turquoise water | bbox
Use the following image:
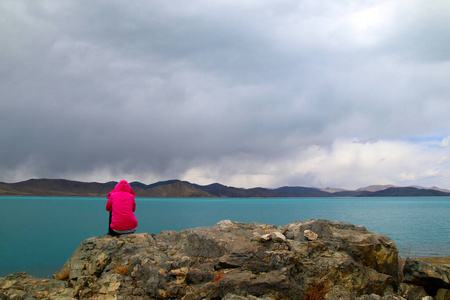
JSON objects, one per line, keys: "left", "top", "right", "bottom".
{"left": 0, "top": 196, "right": 449, "bottom": 278}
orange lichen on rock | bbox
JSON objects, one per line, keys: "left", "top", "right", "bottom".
{"left": 214, "top": 273, "right": 226, "bottom": 285}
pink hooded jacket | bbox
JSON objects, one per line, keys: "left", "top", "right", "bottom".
{"left": 106, "top": 180, "right": 138, "bottom": 231}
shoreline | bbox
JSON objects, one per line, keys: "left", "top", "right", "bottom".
{"left": 414, "top": 255, "right": 450, "bottom": 266}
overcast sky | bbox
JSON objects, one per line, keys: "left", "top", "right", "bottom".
{"left": 1, "top": 0, "right": 450, "bottom": 189}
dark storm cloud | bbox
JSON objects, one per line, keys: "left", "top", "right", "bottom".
{"left": 1, "top": 0, "right": 450, "bottom": 188}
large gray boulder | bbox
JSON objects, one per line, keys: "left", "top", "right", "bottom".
{"left": 0, "top": 219, "right": 448, "bottom": 299}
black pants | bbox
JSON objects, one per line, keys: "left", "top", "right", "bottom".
{"left": 108, "top": 211, "right": 119, "bottom": 236}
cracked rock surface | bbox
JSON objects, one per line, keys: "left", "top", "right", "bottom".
{"left": 1, "top": 219, "right": 449, "bottom": 299}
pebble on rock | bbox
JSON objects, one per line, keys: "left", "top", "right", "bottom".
{"left": 304, "top": 229, "right": 318, "bottom": 241}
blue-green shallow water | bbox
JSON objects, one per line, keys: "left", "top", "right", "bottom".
{"left": 0, "top": 196, "right": 449, "bottom": 278}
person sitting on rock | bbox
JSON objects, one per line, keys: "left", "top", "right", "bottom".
{"left": 106, "top": 180, "right": 138, "bottom": 236}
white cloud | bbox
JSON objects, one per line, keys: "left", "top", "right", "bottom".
{"left": 181, "top": 139, "right": 450, "bottom": 189}
{"left": 288, "top": 139, "right": 450, "bottom": 189}
{"left": 441, "top": 136, "right": 450, "bottom": 148}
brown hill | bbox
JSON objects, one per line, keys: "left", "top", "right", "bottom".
{"left": 1, "top": 179, "right": 450, "bottom": 197}
{"left": 0, "top": 179, "right": 213, "bottom": 198}
{"left": 0, "top": 179, "right": 115, "bottom": 197}
{"left": 357, "top": 187, "right": 450, "bottom": 197}
{"left": 137, "top": 181, "right": 213, "bottom": 198}
{"left": 356, "top": 185, "right": 396, "bottom": 192}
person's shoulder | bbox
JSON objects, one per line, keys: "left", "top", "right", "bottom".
{"left": 113, "top": 191, "right": 135, "bottom": 197}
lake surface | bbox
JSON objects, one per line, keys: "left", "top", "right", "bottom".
{"left": 0, "top": 196, "right": 449, "bottom": 278}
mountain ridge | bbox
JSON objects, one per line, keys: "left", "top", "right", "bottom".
{"left": 1, "top": 178, "right": 450, "bottom": 198}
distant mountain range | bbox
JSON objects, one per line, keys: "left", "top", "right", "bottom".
{"left": 1, "top": 179, "right": 450, "bottom": 197}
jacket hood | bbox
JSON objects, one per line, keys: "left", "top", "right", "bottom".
{"left": 107, "top": 180, "right": 135, "bottom": 198}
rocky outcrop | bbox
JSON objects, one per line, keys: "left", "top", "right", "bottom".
{"left": 403, "top": 258, "right": 450, "bottom": 298}
{"left": 1, "top": 219, "right": 449, "bottom": 299}
{"left": 0, "top": 272, "right": 72, "bottom": 299}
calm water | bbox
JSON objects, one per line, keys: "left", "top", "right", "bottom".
{"left": 0, "top": 196, "right": 449, "bottom": 278}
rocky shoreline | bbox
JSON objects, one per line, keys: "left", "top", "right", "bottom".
{"left": 1, "top": 219, "right": 449, "bottom": 299}
{"left": 415, "top": 257, "right": 450, "bottom": 267}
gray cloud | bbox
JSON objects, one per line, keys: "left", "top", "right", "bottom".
{"left": 1, "top": 0, "right": 450, "bottom": 188}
